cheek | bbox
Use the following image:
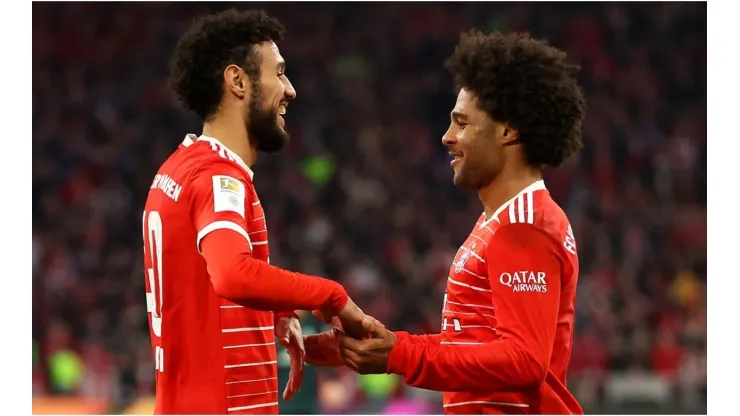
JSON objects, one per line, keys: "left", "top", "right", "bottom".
{"left": 460, "top": 131, "right": 484, "bottom": 156}
{"left": 466, "top": 136, "right": 496, "bottom": 168}
{"left": 258, "top": 77, "right": 282, "bottom": 98}
{"left": 269, "top": 78, "right": 285, "bottom": 98}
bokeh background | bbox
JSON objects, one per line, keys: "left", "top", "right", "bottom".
{"left": 32, "top": 2, "right": 706, "bottom": 414}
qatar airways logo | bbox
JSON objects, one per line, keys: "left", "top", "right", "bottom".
{"left": 499, "top": 271, "right": 547, "bottom": 293}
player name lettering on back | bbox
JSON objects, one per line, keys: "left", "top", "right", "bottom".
{"left": 499, "top": 271, "right": 547, "bottom": 293}
{"left": 150, "top": 174, "right": 183, "bottom": 202}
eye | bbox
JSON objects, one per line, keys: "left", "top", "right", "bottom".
{"left": 456, "top": 121, "right": 468, "bottom": 130}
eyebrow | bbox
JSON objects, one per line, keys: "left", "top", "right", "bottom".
{"left": 451, "top": 111, "right": 468, "bottom": 121}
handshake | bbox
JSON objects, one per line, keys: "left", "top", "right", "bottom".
{"left": 276, "top": 298, "right": 399, "bottom": 400}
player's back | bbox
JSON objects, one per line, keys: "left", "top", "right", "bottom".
{"left": 442, "top": 180, "right": 581, "bottom": 414}
{"left": 142, "top": 135, "right": 278, "bottom": 414}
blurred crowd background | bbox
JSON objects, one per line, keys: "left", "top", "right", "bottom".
{"left": 32, "top": 2, "right": 706, "bottom": 414}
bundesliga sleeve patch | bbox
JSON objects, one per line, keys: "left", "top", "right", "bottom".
{"left": 211, "top": 175, "right": 246, "bottom": 218}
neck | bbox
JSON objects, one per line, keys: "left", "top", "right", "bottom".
{"left": 202, "top": 111, "right": 257, "bottom": 166}
{"left": 478, "top": 164, "right": 542, "bottom": 220}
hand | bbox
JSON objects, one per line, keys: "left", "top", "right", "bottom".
{"left": 303, "top": 317, "right": 386, "bottom": 367}
{"left": 303, "top": 329, "right": 344, "bottom": 367}
{"left": 313, "top": 298, "right": 367, "bottom": 339}
{"left": 336, "top": 317, "right": 397, "bottom": 374}
{"left": 275, "top": 316, "right": 305, "bottom": 400}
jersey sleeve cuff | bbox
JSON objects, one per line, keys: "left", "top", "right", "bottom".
{"left": 387, "top": 335, "right": 413, "bottom": 376}
{"left": 274, "top": 310, "right": 299, "bottom": 324}
{"left": 196, "top": 220, "right": 252, "bottom": 253}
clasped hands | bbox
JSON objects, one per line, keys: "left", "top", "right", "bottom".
{"left": 308, "top": 298, "right": 398, "bottom": 374}
{"left": 276, "top": 298, "right": 397, "bottom": 401}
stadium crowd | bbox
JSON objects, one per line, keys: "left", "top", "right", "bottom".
{"left": 32, "top": 2, "right": 706, "bottom": 414}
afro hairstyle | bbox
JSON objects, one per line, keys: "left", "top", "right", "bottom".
{"left": 444, "top": 30, "right": 586, "bottom": 168}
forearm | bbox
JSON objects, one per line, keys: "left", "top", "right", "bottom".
{"left": 202, "top": 229, "right": 348, "bottom": 312}
{"left": 387, "top": 337, "right": 545, "bottom": 392}
{"left": 393, "top": 331, "right": 443, "bottom": 346}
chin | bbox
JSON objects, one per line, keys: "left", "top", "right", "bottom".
{"left": 453, "top": 173, "right": 479, "bottom": 190}
{"left": 452, "top": 174, "right": 468, "bottom": 188}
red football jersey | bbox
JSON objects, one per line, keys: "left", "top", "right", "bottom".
{"left": 388, "top": 180, "right": 583, "bottom": 414}
{"left": 142, "top": 134, "right": 280, "bottom": 414}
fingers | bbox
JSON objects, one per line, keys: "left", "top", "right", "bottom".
{"left": 292, "top": 329, "right": 305, "bottom": 353}
{"left": 331, "top": 316, "right": 343, "bottom": 330}
{"left": 283, "top": 345, "right": 305, "bottom": 401}
{"left": 338, "top": 343, "right": 362, "bottom": 372}
{"left": 336, "top": 330, "right": 365, "bottom": 356}
{"left": 304, "top": 330, "right": 344, "bottom": 367}
{"left": 361, "top": 317, "right": 385, "bottom": 338}
{"left": 338, "top": 316, "right": 368, "bottom": 340}
{"left": 287, "top": 356, "right": 304, "bottom": 400}
{"left": 282, "top": 376, "right": 292, "bottom": 400}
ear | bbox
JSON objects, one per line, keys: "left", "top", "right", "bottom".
{"left": 223, "top": 64, "right": 249, "bottom": 100}
{"left": 501, "top": 123, "right": 520, "bottom": 147}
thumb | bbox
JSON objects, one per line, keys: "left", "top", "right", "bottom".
{"left": 279, "top": 336, "right": 290, "bottom": 347}
{"left": 361, "top": 317, "right": 384, "bottom": 338}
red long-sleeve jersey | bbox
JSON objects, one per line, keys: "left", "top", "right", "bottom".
{"left": 142, "top": 134, "right": 347, "bottom": 414}
{"left": 387, "top": 180, "right": 583, "bottom": 414}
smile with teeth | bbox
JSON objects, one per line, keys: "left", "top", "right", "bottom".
{"left": 278, "top": 104, "right": 287, "bottom": 115}
{"left": 449, "top": 152, "right": 463, "bottom": 165}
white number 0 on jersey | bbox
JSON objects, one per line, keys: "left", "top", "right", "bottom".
{"left": 143, "top": 210, "right": 164, "bottom": 372}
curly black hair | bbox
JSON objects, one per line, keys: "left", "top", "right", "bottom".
{"left": 168, "top": 9, "right": 286, "bottom": 120}
{"left": 444, "top": 30, "right": 586, "bottom": 168}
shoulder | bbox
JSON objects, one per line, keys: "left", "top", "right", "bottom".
{"left": 182, "top": 143, "right": 253, "bottom": 193}
{"left": 497, "top": 187, "right": 569, "bottom": 231}
{"left": 492, "top": 189, "right": 574, "bottom": 255}
{"left": 176, "top": 139, "right": 255, "bottom": 208}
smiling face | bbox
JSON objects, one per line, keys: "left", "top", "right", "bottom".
{"left": 246, "top": 41, "right": 297, "bottom": 153}
{"left": 442, "top": 88, "right": 515, "bottom": 190}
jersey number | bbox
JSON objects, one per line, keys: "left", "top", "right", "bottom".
{"left": 143, "top": 210, "right": 164, "bottom": 372}
{"left": 442, "top": 317, "right": 462, "bottom": 332}
{"left": 441, "top": 293, "right": 462, "bottom": 332}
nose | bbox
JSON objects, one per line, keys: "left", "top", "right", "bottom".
{"left": 441, "top": 125, "right": 456, "bottom": 147}
{"left": 283, "top": 76, "right": 296, "bottom": 100}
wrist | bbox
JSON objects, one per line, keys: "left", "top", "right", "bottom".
{"left": 327, "top": 281, "right": 349, "bottom": 312}
{"left": 274, "top": 311, "right": 299, "bottom": 323}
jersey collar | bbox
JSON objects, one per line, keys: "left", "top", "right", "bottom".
{"left": 181, "top": 134, "right": 255, "bottom": 180}
{"left": 480, "top": 179, "right": 547, "bottom": 228}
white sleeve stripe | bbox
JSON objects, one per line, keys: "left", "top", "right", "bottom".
{"left": 508, "top": 192, "right": 535, "bottom": 224}
{"left": 508, "top": 198, "right": 517, "bottom": 223}
{"left": 517, "top": 194, "right": 525, "bottom": 223}
{"left": 196, "top": 221, "right": 252, "bottom": 253}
